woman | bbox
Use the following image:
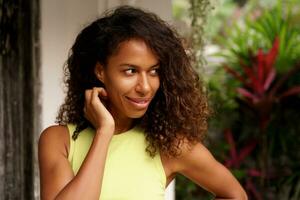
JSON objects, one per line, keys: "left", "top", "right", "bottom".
{"left": 38, "top": 6, "right": 247, "bottom": 200}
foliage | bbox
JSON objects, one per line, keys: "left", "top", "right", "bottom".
{"left": 176, "top": 0, "right": 300, "bottom": 199}
{"left": 188, "top": 0, "right": 213, "bottom": 69}
{"left": 172, "top": 0, "right": 190, "bottom": 21}
{"left": 209, "top": 1, "right": 300, "bottom": 199}
{"left": 219, "top": 2, "right": 300, "bottom": 73}
{"left": 205, "top": 0, "right": 238, "bottom": 42}
{"left": 176, "top": 174, "right": 215, "bottom": 200}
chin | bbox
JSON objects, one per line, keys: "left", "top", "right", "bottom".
{"left": 126, "top": 110, "right": 147, "bottom": 119}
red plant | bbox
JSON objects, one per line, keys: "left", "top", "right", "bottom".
{"left": 224, "top": 37, "right": 300, "bottom": 129}
{"left": 224, "top": 37, "right": 300, "bottom": 108}
{"left": 222, "top": 37, "right": 300, "bottom": 199}
{"left": 224, "top": 129, "right": 258, "bottom": 168}
{"left": 223, "top": 129, "right": 262, "bottom": 200}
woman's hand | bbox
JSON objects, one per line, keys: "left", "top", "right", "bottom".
{"left": 84, "top": 87, "right": 115, "bottom": 134}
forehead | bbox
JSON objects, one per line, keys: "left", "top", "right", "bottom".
{"left": 114, "top": 38, "right": 154, "bottom": 56}
{"left": 107, "top": 38, "right": 159, "bottom": 67}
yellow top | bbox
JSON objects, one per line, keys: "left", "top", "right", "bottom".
{"left": 67, "top": 124, "right": 166, "bottom": 200}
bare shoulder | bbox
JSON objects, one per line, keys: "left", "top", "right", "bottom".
{"left": 164, "top": 139, "right": 248, "bottom": 199}
{"left": 39, "top": 125, "right": 76, "bottom": 199}
{"left": 178, "top": 140, "right": 211, "bottom": 159}
{"left": 161, "top": 138, "right": 210, "bottom": 174}
{"left": 164, "top": 139, "right": 215, "bottom": 173}
{"left": 38, "top": 125, "right": 70, "bottom": 159}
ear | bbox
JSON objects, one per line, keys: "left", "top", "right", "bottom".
{"left": 94, "top": 62, "right": 105, "bottom": 83}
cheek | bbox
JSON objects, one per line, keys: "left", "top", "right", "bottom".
{"left": 153, "top": 78, "right": 160, "bottom": 93}
{"left": 106, "top": 78, "right": 136, "bottom": 97}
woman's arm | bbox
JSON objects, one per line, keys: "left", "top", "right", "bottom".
{"left": 39, "top": 87, "right": 114, "bottom": 200}
{"left": 173, "top": 142, "right": 248, "bottom": 200}
{"left": 39, "top": 126, "right": 113, "bottom": 200}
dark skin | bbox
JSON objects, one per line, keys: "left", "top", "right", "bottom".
{"left": 39, "top": 38, "right": 247, "bottom": 200}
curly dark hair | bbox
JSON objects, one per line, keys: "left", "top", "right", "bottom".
{"left": 56, "top": 5, "right": 210, "bottom": 157}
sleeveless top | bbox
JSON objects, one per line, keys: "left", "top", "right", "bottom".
{"left": 67, "top": 124, "right": 166, "bottom": 200}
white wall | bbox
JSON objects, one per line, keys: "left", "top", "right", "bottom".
{"left": 41, "top": 0, "right": 174, "bottom": 199}
{"left": 106, "top": 0, "right": 172, "bottom": 21}
{"left": 41, "top": 0, "right": 99, "bottom": 129}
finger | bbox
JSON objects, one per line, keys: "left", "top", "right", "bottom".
{"left": 99, "top": 88, "right": 108, "bottom": 97}
{"left": 85, "top": 89, "right": 92, "bottom": 104}
{"left": 93, "top": 87, "right": 107, "bottom": 96}
{"left": 91, "top": 87, "right": 102, "bottom": 104}
{"left": 98, "top": 90, "right": 108, "bottom": 101}
{"left": 84, "top": 89, "right": 92, "bottom": 115}
{"left": 92, "top": 87, "right": 108, "bottom": 100}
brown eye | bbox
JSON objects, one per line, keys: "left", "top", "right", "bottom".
{"left": 149, "top": 68, "right": 159, "bottom": 76}
{"left": 124, "top": 68, "right": 136, "bottom": 75}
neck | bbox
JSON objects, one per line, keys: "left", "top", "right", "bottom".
{"left": 107, "top": 101, "right": 136, "bottom": 134}
{"left": 114, "top": 117, "right": 134, "bottom": 135}
{"left": 110, "top": 111, "right": 134, "bottom": 135}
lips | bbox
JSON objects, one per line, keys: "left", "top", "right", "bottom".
{"left": 125, "top": 97, "right": 151, "bottom": 109}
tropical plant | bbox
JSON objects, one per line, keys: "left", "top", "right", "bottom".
{"left": 209, "top": 1, "right": 300, "bottom": 199}
{"left": 175, "top": 0, "right": 300, "bottom": 199}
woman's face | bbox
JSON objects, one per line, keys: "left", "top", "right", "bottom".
{"left": 96, "top": 38, "right": 160, "bottom": 120}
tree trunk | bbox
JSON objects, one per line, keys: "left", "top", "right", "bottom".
{"left": 0, "top": 0, "right": 40, "bottom": 199}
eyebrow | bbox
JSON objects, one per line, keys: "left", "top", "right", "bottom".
{"left": 119, "top": 63, "right": 160, "bottom": 69}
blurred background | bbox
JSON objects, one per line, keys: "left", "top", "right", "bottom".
{"left": 1, "top": 0, "right": 300, "bottom": 199}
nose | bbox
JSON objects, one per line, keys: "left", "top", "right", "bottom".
{"left": 135, "top": 73, "right": 151, "bottom": 96}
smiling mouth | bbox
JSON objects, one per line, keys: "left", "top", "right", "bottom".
{"left": 125, "top": 97, "right": 151, "bottom": 109}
